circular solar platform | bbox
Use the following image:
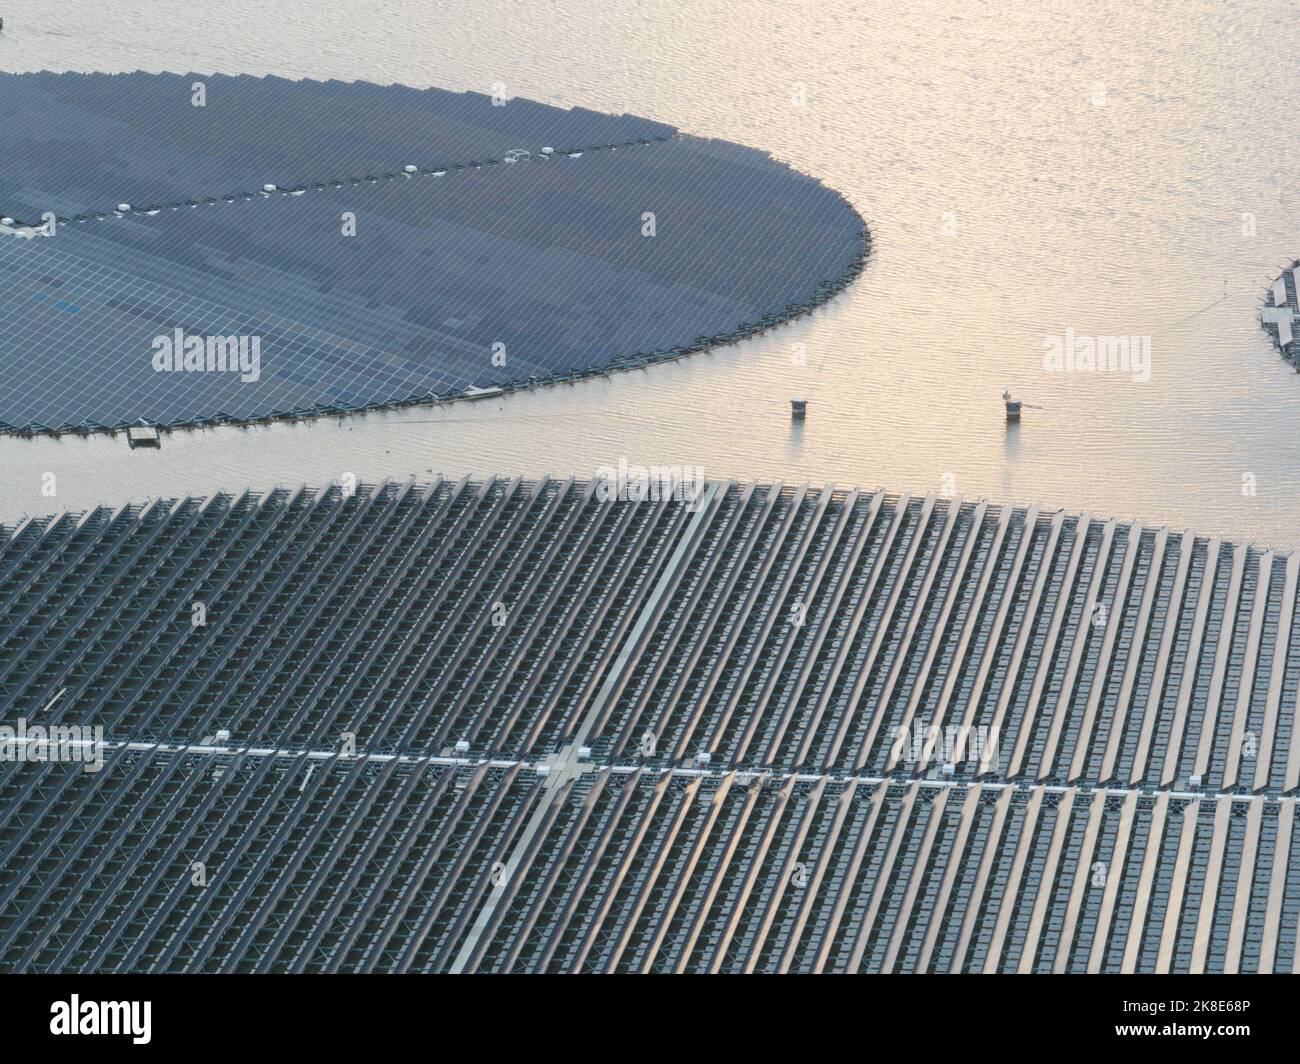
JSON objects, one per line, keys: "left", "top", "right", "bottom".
{"left": 0, "top": 72, "right": 869, "bottom": 435}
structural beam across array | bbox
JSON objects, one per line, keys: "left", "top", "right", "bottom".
{"left": 4, "top": 477, "right": 1300, "bottom": 971}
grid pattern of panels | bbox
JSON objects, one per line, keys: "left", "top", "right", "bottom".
{"left": 0, "top": 71, "right": 674, "bottom": 224}
{"left": 4, "top": 760, "right": 1297, "bottom": 973}
{"left": 3, "top": 478, "right": 1298, "bottom": 972}
{"left": 0, "top": 72, "right": 870, "bottom": 435}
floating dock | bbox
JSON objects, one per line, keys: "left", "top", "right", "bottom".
{"left": 2, "top": 477, "right": 1300, "bottom": 972}
{"left": 0, "top": 72, "right": 869, "bottom": 437}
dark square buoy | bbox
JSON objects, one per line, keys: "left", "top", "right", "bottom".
{"left": 791, "top": 397, "right": 807, "bottom": 420}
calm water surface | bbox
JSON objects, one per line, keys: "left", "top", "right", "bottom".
{"left": 4, "top": 0, "right": 1300, "bottom": 545}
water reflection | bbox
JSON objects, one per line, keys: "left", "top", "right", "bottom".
{"left": 3, "top": 0, "right": 1300, "bottom": 546}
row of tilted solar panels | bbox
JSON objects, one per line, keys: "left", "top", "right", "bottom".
{"left": 1, "top": 483, "right": 1298, "bottom": 787}
{"left": 0, "top": 479, "right": 680, "bottom": 754}
{"left": 1, "top": 757, "right": 1295, "bottom": 973}
{"left": 500, "top": 492, "right": 1298, "bottom": 790}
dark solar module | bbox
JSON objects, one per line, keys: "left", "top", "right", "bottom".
{"left": 0, "top": 73, "right": 868, "bottom": 434}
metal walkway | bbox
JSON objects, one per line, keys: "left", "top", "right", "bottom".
{"left": 3, "top": 478, "right": 1300, "bottom": 971}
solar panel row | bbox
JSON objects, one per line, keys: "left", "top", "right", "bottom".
{"left": 4, "top": 755, "right": 1294, "bottom": 973}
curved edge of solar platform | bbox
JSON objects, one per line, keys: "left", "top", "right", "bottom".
{"left": 2, "top": 177, "right": 872, "bottom": 442}
{"left": 0, "top": 69, "right": 875, "bottom": 440}
{"left": 0, "top": 68, "right": 681, "bottom": 228}
{"left": 1260, "top": 259, "right": 1300, "bottom": 364}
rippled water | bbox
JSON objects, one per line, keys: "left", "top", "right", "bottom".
{"left": 3, "top": 0, "right": 1300, "bottom": 546}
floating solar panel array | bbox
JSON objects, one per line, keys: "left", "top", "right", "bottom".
{"left": 0, "top": 72, "right": 870, "bottom": 435}
{"left": 1261, "top": 263, "right": 1300, "bottom": 358}
{"left": 3, "top": 478, "right": 1300, "bottom": 972}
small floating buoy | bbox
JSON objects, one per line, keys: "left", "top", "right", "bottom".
{"left": 261, "top": 183, "right": 277, "bottom": 193}
{"left": 116, "top": 203, "right": 131, "bottom": 213}
{"left": 541, "top": 146, "right": 554, "bottom": 155}
{"left": 791, "top": 397, "right": 807, "bottom": 420}
{"left": 403, "top": 164, "right": 417, "bottom": 174}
